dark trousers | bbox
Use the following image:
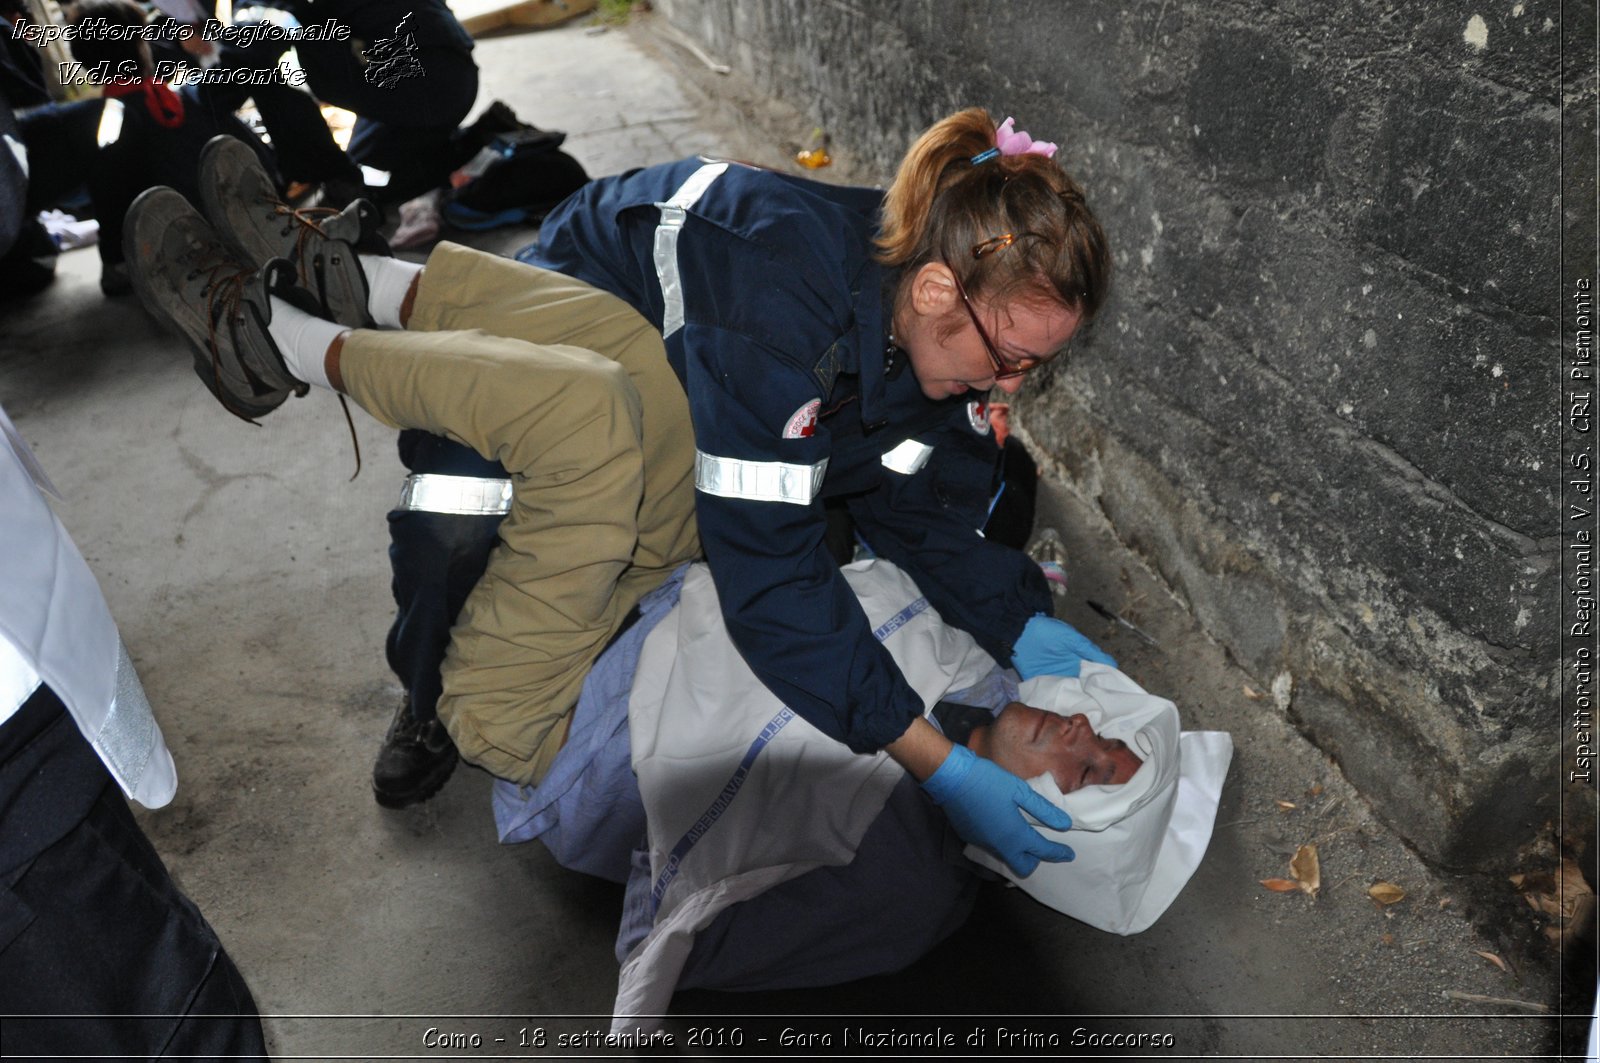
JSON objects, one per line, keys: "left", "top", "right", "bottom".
{"left": 0, "top": 686, "right": 268, "bottom": 1060}
{"left": 301, "top": 39, "right": 479, "bottom": 201}
{"left": 385, "top": 429, "right": 504, "bottom": 727}
{"left": 16, "top": 98, "right": 100, "bottom": 212}
{"left": 140, "top": 32, "right": 359, "bottom": 187}
{"left": 230, "top": 0, "right": 480, "bottom": 200}
{"left": 195, "top": 61, "right": 360, "bottom": 185}
{"left": 19, "top": 91, "right": 275, "bottom": 266}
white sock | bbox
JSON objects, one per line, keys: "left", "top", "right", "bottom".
{"left": 361, "top": 255, "right": 422, "bottom": 329}
{"left": 267, "top": 296, "right": 344, "bottom": 391}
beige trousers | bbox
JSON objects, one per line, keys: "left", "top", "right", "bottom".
{"left": 339, "top": 243, "right": 700, "bottom": 785}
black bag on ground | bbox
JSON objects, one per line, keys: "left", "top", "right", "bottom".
{"left": 446, "top": 128, "right": 589, "bottom": 229}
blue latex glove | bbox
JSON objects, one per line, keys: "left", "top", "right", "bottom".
{"left": 1010, "top": 613, "right": 1117, "bottom": 680}
{"left": 921, "top": 744, "right": 1074, "bottom": 876}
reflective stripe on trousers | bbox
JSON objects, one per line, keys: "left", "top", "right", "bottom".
{"left": 397, "top": 473, "right": 514, "bottom": 516}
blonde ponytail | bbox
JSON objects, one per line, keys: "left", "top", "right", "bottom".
{"left": 876, "top": 108, "right": 1112, "bottom": 321}
{"left": 875, "top": 108, "right": 997, "bottom": 266}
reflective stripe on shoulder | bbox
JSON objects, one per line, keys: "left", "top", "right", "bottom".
{"left": 397, "top": 473, "right": 514, "bottom": 516}
{"left": 695, "top": 451, "right": 828, "bottom": 505}
{"left": 653, "top": 161, "right": 730, "bottom": 338}
{"left": 880, "top": 439, "right": 934, "bottom": 475}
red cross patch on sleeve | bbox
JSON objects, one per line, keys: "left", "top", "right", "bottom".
{"left": 782, "top": 398, "right": 822, "bottom": 439}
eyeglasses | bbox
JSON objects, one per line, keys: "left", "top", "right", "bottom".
{"left": 947, "top": 264, "right": 1043, "bottom": 381}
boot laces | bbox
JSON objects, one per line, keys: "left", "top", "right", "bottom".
{"left": 185, "top": 241, "right": 269, "bottom": 424}
{"left": 261, "top": 196, "right": 349, "bottom": 288}
{"left": 249, "top": 197, "right": 366, "bottom": 480}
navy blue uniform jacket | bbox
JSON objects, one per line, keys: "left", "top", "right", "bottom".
{"left": 527, "top": 157, "right": 1051, "bottom": 754}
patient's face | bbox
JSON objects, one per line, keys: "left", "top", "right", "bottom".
{"left": 974, "top": 702, "right": 1142, "bottom": 792}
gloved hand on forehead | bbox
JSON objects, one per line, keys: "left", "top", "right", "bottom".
{"left": 921, "top": 744, "right": 1074, "bottom": 877}
{"left": 1011, "top": 613, "right": 1117, "bottom": 681}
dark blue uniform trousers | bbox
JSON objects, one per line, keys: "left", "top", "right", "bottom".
{"left": 0, "top": 686, "right": 267, "bottom": 1059}
{"left": 385, "top": 429, "right": 504, "bottom": 728}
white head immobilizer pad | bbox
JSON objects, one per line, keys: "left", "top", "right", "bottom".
{"left": 964, "top": 663, "right": 1234, "bottom": 935}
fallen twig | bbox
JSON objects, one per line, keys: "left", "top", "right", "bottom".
{"left": 1442, "top": 990, "right": 1549, "bottom": 1013}
{"left": 1328, "top": 872, "right": 1362, "bottom": 895}
{"left": 656, "top": 21, "right": 732, "bottom": 73}
{"left": 1216, "top": 815, "right": 1276, "bottom": 830}
{"left": 1310, "top": 823, "right": 1359, "bottom": 847}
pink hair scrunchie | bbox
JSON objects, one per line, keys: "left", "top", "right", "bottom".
{"left": 995, "top": 116, "right": 1058, "bottom": 158}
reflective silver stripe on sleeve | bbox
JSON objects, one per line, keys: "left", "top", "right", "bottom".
{"left": 695, "top": 451, "right": 828, "bottom": 505}
{"left": 880, "top": 439, "right": 935, "bottom": 475}
{"left": 397, "top": 473, "right": 514, "bottom": 516}
{"left": 95, "top": 640, "right": 155, "bottom": 795}
{"left": 653, "top": 161, "right": 730, "bottom": 338}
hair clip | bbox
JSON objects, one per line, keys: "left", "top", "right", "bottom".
{"left": 972, "top": 233, "right": 1018, "bottom": 258}
{"left": 995, "top": 116, "right": 1058, "bottom": 159}
{"left": 970, "top": 147, "right": 1001, "bottom": 165}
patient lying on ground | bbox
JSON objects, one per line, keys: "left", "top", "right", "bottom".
{"left": 493, "top": 558, "right": 1151, "bottom": 1011}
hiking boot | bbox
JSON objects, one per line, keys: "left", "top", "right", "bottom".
{"left": 198, "top": 134, "right": 388, "bottom": 329}
{"left": 124, "top": 186, "right": 313, "bottom": 422}
{"left": 372, "top": 695, "right": 458, "bottom": 809}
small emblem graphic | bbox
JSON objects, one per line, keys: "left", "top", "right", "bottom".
{"left": 782, "top": 399, "right": 822, "bottom": 439}
{"left": 362, "top": 13, "right": 424, "bottom": 88}
{"left": 966, "top": 399, "right": 990, "bottom": 435}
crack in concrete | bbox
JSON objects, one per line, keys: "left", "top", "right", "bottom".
{"left": 173, "top": 441, "right": 273, "bottom": 533}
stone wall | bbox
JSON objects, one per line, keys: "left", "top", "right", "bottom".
{"left": 656, "top": 0, "right": 1568, "bottom": 868}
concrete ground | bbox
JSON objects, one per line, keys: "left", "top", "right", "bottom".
{"left": 0, "top": 9, "right": 1581, "bottom": 1059}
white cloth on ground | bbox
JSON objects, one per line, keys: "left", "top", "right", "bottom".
{"left": 490, "top": 566, "right": 686, "bottom": 880}
{"left": 964, "top": 664, "right": 1233, "bottom": 935}
{"left": 613, "top": 559, "right": 999, "bottom": 1031}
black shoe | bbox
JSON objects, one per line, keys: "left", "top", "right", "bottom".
{"left": 372, "top": 696, "right": 458, "bottom": 809}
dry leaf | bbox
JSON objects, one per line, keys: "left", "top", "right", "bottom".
{"left": 1369, "top": 881, "right": 1406, "bottom": 906}
{"left": 1291, "top": 843, "right": 1321, "bottom": 897}
{"left": 1438, "top": 897, "right": 1453, "bottom": 909}
{"left": 1474, "top": 950, "right": 1511, "bottom": 974}
{"left": 1243, "top": 684, "right": 1264, "bottom": 700}
{"left": 1513, "top": 859, "right": 1596, "bottom": 930}
{"left": 1261, "top": 878, "right": 1301, "bottom": 892}
{"left": 1556, "top": 859, "right": 1596, "bottom": 911}
{"left": 1380, "top": 933, "right": 1395, "bottom": 946}
{"left": 1276, "top": 800, "right": 1297, "bottom": 811}
{"left": 1308, "top": 783, "right": 1324, "bottom": 797}
{"left": 1552, "top": 894, "right": 1598, "bottom": 948}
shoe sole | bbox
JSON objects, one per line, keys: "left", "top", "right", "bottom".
{"left": 372, "top": 751, "right": 458, "bottom": 809}
{"left": 198, "top": 135, "right": 285, "bottom": 264}
{"left": 124, "top": 188, "right": 304, "bottom": 420}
